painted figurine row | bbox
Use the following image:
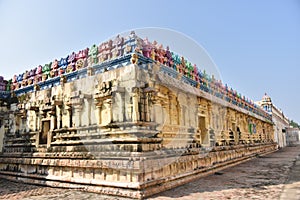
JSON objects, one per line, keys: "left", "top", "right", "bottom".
{"left": 8, "top": 32, "right": 140, "bottom": 91}
{"left": 1, "top": 32, "right": 270, "bottom": 120}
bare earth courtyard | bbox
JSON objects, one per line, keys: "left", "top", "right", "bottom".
{"left": 0, "top": 145, "right": 298, "bottom": 200}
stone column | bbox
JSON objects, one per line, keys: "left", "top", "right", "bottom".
{"left": 36, "top": 111, "right": 40, "bottom": 131}
{"left": 73, "top": 104, "right": 83, "bottom": 127}
{"left": 56, "top": 106, "right": 62, "bottom": 129}
{"left": 145, "top": 93, "right": 150, "bottom": 122}
{"left": 132, "top": 88, "right": 139, "bottom": 122}
{"left": 103, "top": 99, "right": 112, "bottom": 124}
{"left": 50, "top": 115, "right": 56, "bottom": 130}
{"left": 95, "top": 101, "right": 103, "bottom": 125}
{"left": 161, "top": 101, "right": 169, "bottom": 125}
{"left": 65, "top": 106, "right": 72, "bottom": 127}
{"left": 32, "top": 111, "right": 37, "bottom": 131}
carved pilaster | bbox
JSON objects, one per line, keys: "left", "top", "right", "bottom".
{"left": 131, "top": 88, "right": 139, "bottom": 122}
{"left": 94, "top": 80, "right": 113, "bottom": 125}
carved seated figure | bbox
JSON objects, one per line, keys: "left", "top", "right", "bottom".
{"left": 97, "top": 81, "right": 112, "bottom": 97}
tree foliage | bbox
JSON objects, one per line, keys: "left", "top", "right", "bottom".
{"left": 290, "top": 120, "right": 300, "bottom": 128}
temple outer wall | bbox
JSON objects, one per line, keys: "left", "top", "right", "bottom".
{"left": 0, "top": 57, "right": 277, "bottom": 199}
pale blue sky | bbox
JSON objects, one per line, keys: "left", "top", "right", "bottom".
{"left": 0, "top": 0, "right": 299, "bottom": 122}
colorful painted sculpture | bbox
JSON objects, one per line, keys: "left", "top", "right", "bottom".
{"left": 142, "top": 37, "right": 152, "bottom": 58}
{"left": 6, "top": 79, "right": 12, "bottom": 91}
{"left": 50, "top": 59, "right": 59, "bottom": 78}
{"left": 165, "top": 46, "right": 172, "bottom": 67}
{"left": 104, "top": 40, "right": 113, "bottom": 60}
{"left": 179, "top": 56, "right": 186, "bottom": 74}
{"left": 157, "top": 44, "right": 165, "bottom": 64}
{"left": 150, "top": 48, "right": 156, "bottom": 60}
{"left": 124, "top": 31, "right": 138, "bottom": 52}
{"left": 28, "top": 77, "right": 34, "bottom": 85}
{"left": 192, "top": 64, "right": 199, "bottom": 81}
{"left": 98, "top": 43, "right": 106, "bottom": 62}
{"left": 21, "top": 79, "right": 28, "bottom": 87}
{"left": 23, "top": 70, "right": 29, "bottom": 80}
{"left": 151, "top": 41, "right": 159, "bottom": 61}
{"left": 68, "top": 52, "right": 76, "bottom": 64}
{"left": 12, "top": 75, "right": 17, "bottom": 84}
{"left": 0, "top": 76, "right": 5, "bottom": 91}
{"left": 58, "top": 56, "right": 69, "bottom": 75}
{"left": 89, "top": 44, "right": 98, "bottom": 64}
{"left": 124, "top": 44, "right": 132, "bottom": 55}
{"left": 111, "top": 45, "right": 119, "bottom": 59}
{"left": 66, "top": 64, "right": 74, "bottom": 74}
{"left": 42, "top": 63, "right": 51, "bottom": 81}
{"left": 65, "top": 52, "right": 76, "bottom": 73}
{"left": 185, "top": 61, "right": 193, "bottom": 78}
{"left": 17, "top": 74, "right": 23, "bottom": 83}
{"left": 76, "top": 48, "right": 89, "bottom": 60}
{"left": 28, "top": 68, "right": 37, "bottom": 78}
{"left": 112, "top": 35, "right": 124, "bottom": 58}
{"left": 75, "top": 59, "right": 84, "bottom": 70}
{"left": 52, "top": 59, "right": 59, "bottom": 70}
{"left": 35, "top": 65, "right": 43, "bottom": 83}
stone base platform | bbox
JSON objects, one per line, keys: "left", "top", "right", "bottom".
{"left": 0, "top": 143, "right": 277, "bottom": 199}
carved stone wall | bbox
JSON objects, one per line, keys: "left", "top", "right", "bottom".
{"left": 0, "top": 61, "right": 277, "bottom": 199}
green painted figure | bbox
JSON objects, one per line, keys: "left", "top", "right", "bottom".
{"left": 89, "top": 44, "right": 98, "bottom": 64}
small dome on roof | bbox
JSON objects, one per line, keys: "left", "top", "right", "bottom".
{"left": 262, "top": 93, "right": 272, "bottom": 102}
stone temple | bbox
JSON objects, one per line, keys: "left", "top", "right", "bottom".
{"left": 0, "top": 32, "right": 277, "bottom": 199}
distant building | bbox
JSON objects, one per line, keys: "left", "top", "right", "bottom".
{"left": 256, "top": 93, "right": 290, "bottom": 148}
{"left": 286, "top": 127, "right": 300, "bottom": 146}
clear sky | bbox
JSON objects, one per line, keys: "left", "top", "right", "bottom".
{"left": 0, "top": 0, "right": 299, "bottom": 122}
